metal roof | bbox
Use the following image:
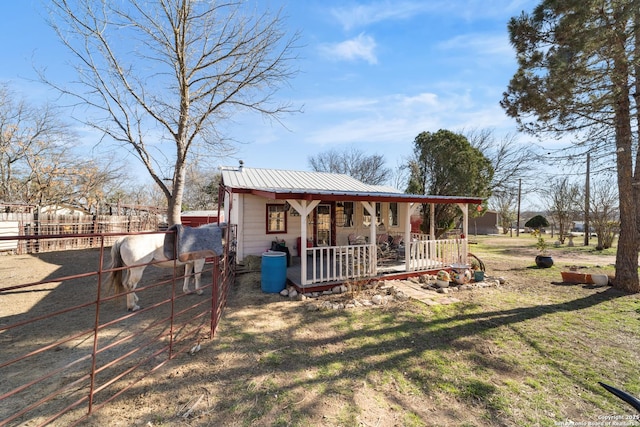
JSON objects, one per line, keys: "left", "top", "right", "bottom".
{"left": 220, "top": 165, "right": 484, "bottom": 205}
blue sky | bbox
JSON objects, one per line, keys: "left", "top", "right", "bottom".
{"left": 1, "top": 0, "right": 539, "bottom": 187}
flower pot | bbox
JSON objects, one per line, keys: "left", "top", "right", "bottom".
{"left": 561, "top": 271, "right": 588, "bottom": 283}
{"left": 453, "top": 269, "right": 472, "bottom": 284}
{"left": 589, "top": 274, "right": 609, "bottom": 286}
{"left": 436, "top": 279, "right": 450, "bottom": 288}
{"left": 535, "top": 255, "right": 554, "bottom": 268}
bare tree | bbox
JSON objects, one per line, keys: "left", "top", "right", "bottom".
{"left": 389, "top": 159, "right": 410, "bottom": 191}
{"left": 46, "top": 0, "right": 300, "bottom": 224}
{"left": 23, "top": 148, "right": 122, "bottom": 212}
{"left": 0, "top": 84, "right": 122, "bottom": 210}
{"left": 490, "top": 191, "right": 518, "bottom": 234}
{"left": 545, "top": 177, "right": 581, "bottom": 244}
{"left": 588, "top": 177, "right": 619, "bottom": 250}
{"left": 0, "top": 85, "right": 71, "bottom": 203}
{"left": 182, "top": 166, "right": 221, "bottom": 210}
{"left": 308, "top": 146, "right": 391, "bottom": 185}
{"left": 464, "top": 128, "right": 535, "bottom": 199}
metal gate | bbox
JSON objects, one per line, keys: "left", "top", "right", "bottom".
{"left": 0, "top": 228, "right": 235, "bottom": 426}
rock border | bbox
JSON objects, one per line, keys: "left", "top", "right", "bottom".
{"left": 277, "top": 273, "right": 507, "bottom": 311}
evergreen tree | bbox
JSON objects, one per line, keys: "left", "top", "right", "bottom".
{"left": 501, "top": 0, "right": 640, "bottom": 292}
{"left": 406, "top": 130, "right": 493, "bottom": 237}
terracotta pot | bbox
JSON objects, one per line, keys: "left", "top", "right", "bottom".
{"left": 561, "top": 271, "right": 589, "bottom": 283}
{"left": 535, "top": 255, "right": 554, "bottom": 268}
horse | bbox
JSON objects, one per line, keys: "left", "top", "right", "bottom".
{"left": 105, "top": 231, "right": 207, "bottom": 312}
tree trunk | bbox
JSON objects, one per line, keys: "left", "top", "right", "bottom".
{"left": 612, "top": 56, "right": 639, "bottom": 293}
{"left": 167, "top": 159, "right": 188, "bottom": 226}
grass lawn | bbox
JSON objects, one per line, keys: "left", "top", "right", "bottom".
{"left": 91, "top": 234, "right": 640, "bottom": 427}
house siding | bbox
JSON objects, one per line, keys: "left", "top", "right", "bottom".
{"left": 237, "top": 194, "right": 303, "bottom": 260}
{"left": 234, "top": 196, "right": 411, "bottom": 261}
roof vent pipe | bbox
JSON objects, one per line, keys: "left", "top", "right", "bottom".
{"left": 238, "top": 160, "right": 244, "bottom": 171}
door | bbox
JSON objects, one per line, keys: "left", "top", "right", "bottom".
{"left": 315, "top": 203, "right": 331, "bottom": 246}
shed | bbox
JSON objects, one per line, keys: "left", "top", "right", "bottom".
{"left": 220, "top": 165, "right": 484, "bottom": 291}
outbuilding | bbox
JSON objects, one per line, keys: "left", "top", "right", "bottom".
{"left": 220, "top": 164, "right": 483, "bottom": 291}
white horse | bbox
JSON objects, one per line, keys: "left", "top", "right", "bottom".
{"left": 106, "top": 232, "right": 206, "bottom": 311}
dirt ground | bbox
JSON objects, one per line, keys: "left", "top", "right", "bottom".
{"left": 0, "top": 236, "right": 620, "bottom": 426}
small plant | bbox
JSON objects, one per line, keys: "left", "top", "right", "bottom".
{"left": 346, "top": 278, "right": 371, "bottom": 298}
{"left": 525, "top": 215, "right": 553, "bottom": 267}
{"left": 437, "top": 270, "right": 451, "bottom": 282}
{"left": 533, "top": 230, "right": 548, "bottom": 254}
{"left": 525, "top": 215, "right": 550, "bottom": 254}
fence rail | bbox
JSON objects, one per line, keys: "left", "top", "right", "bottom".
{"left": 0, "top": 214, "right": 162, "bottom": 254}
{"left": 0, "top": 228, "right": 235, "bottom": 427}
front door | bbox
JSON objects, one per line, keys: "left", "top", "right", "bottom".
{"left": 314, "top": 203, "right": 332, "bottom": 246}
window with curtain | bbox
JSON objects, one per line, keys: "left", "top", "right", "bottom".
{"left": 266, "top": 204, "right": 287, "bottom": 233}
{"left": 336, "top": 201, "right": 354, "bottom": 227}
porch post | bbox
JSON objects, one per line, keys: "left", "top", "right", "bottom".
{"left": 287, "top": 199, "right": 320, "bottom": 286}
{"left": 429, "top": 203, "right": 435, "bottom": 239}
{"left": 361, "top": 201, "right": 377, "bottom": 245}
{"left": 457, "top": 203, "right": 469, "bottom": 238}
{"left": 457, "top": 203, "right": 469, "bottom": 265}
{"left": 406, "top": 203, "right": 420, "bottom": 271}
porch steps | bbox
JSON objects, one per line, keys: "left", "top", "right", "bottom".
{"left": 386, "top": 280, "right": 461, "bottom": 306}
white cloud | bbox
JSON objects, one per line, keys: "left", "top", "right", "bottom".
{"left": 302, "top": 91, "right": 500, "bottom": 146}
{"left": 437, "top": 33, "right": 512, "bottom": 58}
{"left": 330, "top": 1, "right": 433, "bottom": 31}
{"left": 318, "top": 33, "right": 378, "bottom": 64}
{"left": 400, "top": 93, "right": 439, "bottom": 107}
{"left": 329, "top": 0, "right": 537, "bottom": 31}
{"left": 315, "top": 97, "right": 380, "bottom": 112}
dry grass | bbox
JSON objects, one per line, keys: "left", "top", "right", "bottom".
{"left": 83, "top": 235, "right": 640, "bottom": 427}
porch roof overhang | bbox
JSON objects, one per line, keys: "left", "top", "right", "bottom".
{"left": 227, "top": 186, "right": 484, "bottom": 205}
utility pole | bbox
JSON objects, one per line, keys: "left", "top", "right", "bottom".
{"left": 516, "top": 178, "right": 522, "bottom": 237}
{"left": 584, "top": 152, "right": 590, "bottom": 246}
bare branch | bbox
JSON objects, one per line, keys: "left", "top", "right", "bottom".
{"left": 45, "top": 0, "right": 301, "bottom": 224}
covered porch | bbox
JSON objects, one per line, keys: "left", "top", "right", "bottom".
{"left": 286, "top": 196, "right": 474, "bottom": 291}
{"left": 285, "top": 234, "right": 468, "bottom": 290}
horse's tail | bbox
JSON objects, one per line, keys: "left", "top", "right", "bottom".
{"left": 105, "top": 237, "right": 127, "bottom": 295}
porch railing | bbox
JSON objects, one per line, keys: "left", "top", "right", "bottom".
{"left": 408, "top": 235, "right": 468, "bottom": 272}
{"left": 305, "top": 244, "right": 375, "bottom": 285}
{"left": 302, "top": 236, "right": 468, "bottom": 285}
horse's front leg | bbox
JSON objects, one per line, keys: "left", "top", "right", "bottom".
{"left": 183, "top": 263, "right": 194, "bottom": 294}
{"left": 193, "top": 259, "right": 205, "bottom": 295}
{"left": 124, "top": 267, "right": 144, "bottom": 311}
{"left": 127, "top": 292, "right": 140, "bottom": 312}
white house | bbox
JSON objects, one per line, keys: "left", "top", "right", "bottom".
{"left": 220, "top": 165, "right": 484, "bottom": 291}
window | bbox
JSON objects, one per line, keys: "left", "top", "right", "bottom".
{"left": 266, "top": 204, "right": 287, "bottom": 233}
{"left": 363, "top": 203, "right": 381, "bottom": 227}
{"left": 336, "top": 202, "right": 354, "bottom": 227}
{"left": 389, "top": 203, "right": 399, "bottom": 226}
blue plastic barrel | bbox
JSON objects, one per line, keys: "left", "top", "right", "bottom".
{"left": 261, "top": 251, "right": 287, "bottom": 293}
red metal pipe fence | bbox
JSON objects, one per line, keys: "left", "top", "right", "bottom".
{"left": 0, "top": 228, "right": 235, "bottom": 426}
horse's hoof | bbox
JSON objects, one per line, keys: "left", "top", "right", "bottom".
{"left": 128, "top": 305, "right": 141, "bottom": 312}
{"left": 196, "top": 290, "right": 203, "bottom": 296}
